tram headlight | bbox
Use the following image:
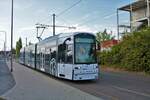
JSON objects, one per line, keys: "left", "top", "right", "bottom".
{"left": 74, "top": 66, "right": 81, "bottom": 69}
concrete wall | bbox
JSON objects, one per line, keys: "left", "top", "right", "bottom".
{"left": 132, "top": 7, "right": 147, "bottom": 22}
{"left": 131, "top": 6, "right": 149, "bottom": 30}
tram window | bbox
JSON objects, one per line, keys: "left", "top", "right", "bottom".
{"left": 45, "top": 49, "right": 50, "bottom": 61}
{"left": 58, "top": 43, "right": 73, "bottom": 64}
{"left": 66, "top": 44, "right": 73, "bottom": 64}
{"left": 58, "top": 44, "right": 65, "bottom": 63}
{"left": 50, "top": 47, "right": 56, "bottom": 60}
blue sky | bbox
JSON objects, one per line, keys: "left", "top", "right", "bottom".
{"left": 0, "top": 0, "right": 134, "bottom": 50}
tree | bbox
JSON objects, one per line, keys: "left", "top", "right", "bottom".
{"left": 12, "top": 48, "right": 16, "bottom": 54}
{"left": 96, "top": 29, "right": 115, "bottom": 43}
{"left": 16, "top": 37, "right": 22, "bottom": 58}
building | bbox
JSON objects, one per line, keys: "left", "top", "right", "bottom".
{"left": 101, "top": 39, "right": 119, "bottom": 51}
{"left": 117, "top": 0, "right": 150, "bottom": 39}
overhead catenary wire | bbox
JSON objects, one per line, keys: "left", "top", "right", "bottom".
{"left": 57, "top": 0, "right": 82, "bottom": 17}
{"left": 77, "top": 11, "right": 126, "bottom": 27}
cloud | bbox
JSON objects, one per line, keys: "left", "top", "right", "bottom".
{"left": 14, "top": 0, "right": 34, "bottom": 10}
{"left": 75, "top": 11, "right": 98, "bottom": 24}
{"left": 18, "top": 26, "right": 35, "bottom": 33}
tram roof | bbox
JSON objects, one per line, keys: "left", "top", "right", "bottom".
{"left": 23, "top": 32, "right": 95, "bottom": 47}
{"left": 43, "top": 32, "right": 95, "bottom": 40}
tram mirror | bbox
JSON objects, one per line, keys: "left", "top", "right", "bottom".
{"left": 63, "top": 38, "right": 71, "bottom": 50}
{"left": 63, "top": 37, "right": 71, "bottom": 45}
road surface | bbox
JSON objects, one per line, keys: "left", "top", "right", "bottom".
{"left": 2, "top": 62, "right": 101, "bottom": 100}
{"left": 1, "top": 58, "right": 150, "bottom": 100}
{"left": 59, "top": 69, "right": 150, "bottom": 100}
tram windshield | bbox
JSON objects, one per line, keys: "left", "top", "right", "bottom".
{"left": 75, "top": 34, "right": 96, "bottom": 64}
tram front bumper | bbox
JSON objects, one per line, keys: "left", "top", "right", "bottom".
{"left": 73, "top": 69, "right": 99, "bottom": 80}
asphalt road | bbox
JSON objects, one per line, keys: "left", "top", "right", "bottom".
{"left": 55, "top": 70, "right": 150, "bottom": 100}
{"left": 1, "top": 56, "right": 150, "bottom": 100}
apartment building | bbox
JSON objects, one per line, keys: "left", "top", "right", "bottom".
{"left": 117, "top": 0, "right": 150, "bottom": 39}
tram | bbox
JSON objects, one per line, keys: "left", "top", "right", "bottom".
{"left": 19, "top": 32, "right": 99, "bottom": 80}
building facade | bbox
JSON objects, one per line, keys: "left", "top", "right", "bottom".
{"left": 117, "top": 0, "right": 150, "bottom": 39}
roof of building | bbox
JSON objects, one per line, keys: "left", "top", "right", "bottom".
{"left": 101, "top": 39, "right": 119, "bottom": 48}
{"left": 119, "top": 0, "right": 148, "bottom": 11}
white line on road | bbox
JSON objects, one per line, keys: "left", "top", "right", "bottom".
{"left": 113, "top": 86, "right": 150, "bottom": 98}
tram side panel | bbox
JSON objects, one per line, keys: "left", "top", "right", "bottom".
{"left": 36, "top": 41, "right": 58, "bottom": 77}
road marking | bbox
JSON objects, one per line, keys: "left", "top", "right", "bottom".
{"left": 113, "top": 86, "right": 150, "bottom": 98}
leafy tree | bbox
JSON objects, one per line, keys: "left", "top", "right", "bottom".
{"left": 96, "top": 29, "right": 115, "bottom": 43}
{"left": 16, "top": 37, "right": 22, "bottom": 58}
{"left": 12, "top": 48, "right": 16, "bottom": 54}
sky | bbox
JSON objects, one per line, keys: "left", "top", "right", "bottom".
{"left": 0, "top": 0, "right": 134, "bottom": 50}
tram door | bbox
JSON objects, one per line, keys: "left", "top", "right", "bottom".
{"left": 49, "top": 47, "right": 57, "bottom": 76}
{"left": 40, "top": 48, "right": 45, "bottom": 72}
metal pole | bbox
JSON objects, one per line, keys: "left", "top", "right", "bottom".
{"left": 52, "top": 14, "right": 56, "bottom": 36}
{"left": 4, "top": 31, "right": 6, "bottom": 61}
{"left": 117, "top": 8, "right": 119, "bottom": 40}
{"left": 26, "top": 37, "right": 27, "bottom": 46}
{"left": 11, "top": 0, "right": 14, "bottom": 72}
{"left": 5, "top": 32, "right": 7, "bottom": 61}
{"left": 147, "top": 0, "right": 150, "bottom": 27}
{"left": 130, "top": 4, "right": 133, "bottom": 32}
{"left": 129, "top": 11, "right": 132, "bottom": 32}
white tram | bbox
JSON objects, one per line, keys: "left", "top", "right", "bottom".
{"left": 19, "top": 32, "right": 99, "bottom": 80}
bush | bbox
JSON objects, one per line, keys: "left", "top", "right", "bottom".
{"left": 99, "top": 28, "right": 150, "bottom": 74}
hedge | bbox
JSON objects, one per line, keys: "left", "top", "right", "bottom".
{"left": 98, "top": 28, "right": 150, "bottom": 74}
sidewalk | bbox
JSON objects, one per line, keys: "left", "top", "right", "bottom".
{"left": 0, "top": 60, "right": 15, "bottom": 95}
{"left": 2, "top": 62, "right": 102, "bottom": 100}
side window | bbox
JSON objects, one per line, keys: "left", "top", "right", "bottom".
{"left": 58, "top": 44, "right": 65, "bottom": 63}
{"left": 50, "top": 47, "right": 56, "bottom": 61}
{"left": 49, "top": 47, "right": 57, "bottom": 67}
{"left": 36, "top": 46, "right": 41, "bottom": 66}
{"left": 45, "top": 48, "right": 50, "bottom": 66}
{"left": 58, "top": 37, "right": 73, "bottom": 64}
{"left": 66, "top": 44, "right": 73, "bottom": 64}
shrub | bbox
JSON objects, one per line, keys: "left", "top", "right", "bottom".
{"left": 99, "top": 28, "right": 150, "bottom": 74}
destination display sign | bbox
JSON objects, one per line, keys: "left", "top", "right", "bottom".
{"left": 75, "top": 38, "right": 94, "bottom": 43}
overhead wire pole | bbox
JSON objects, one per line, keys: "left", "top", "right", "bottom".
{"left": 147, "top": 0, "right": 150, "bottom": 27}
{"left": 130, "top": 4, "right": 133, "bottom": 32}
{"left": 35, "top": 23, "right": 76, "bottom": 39}
{"left": 5, "top": 31, "right": 6, "bottom": 61}
{"left": 35, "top": 0, "right": 81, "bottom": 38}
{"left": 26, "top": 37, "right": 27, "bottom": 46}
{"left": 52, "top": 14, "right": 56, "bottom": 36}
{"left": 11, "top": 0, "right": 14, "bottom": 72}
{"left": 117, "top": 8, "right": 119, "bottom": 40}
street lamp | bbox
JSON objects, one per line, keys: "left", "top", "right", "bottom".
{"left": 10, "top": 0, "right": 14, "bottom": 72}
{"left": 0, "top": 31, "right": 7, "bottom": 60}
